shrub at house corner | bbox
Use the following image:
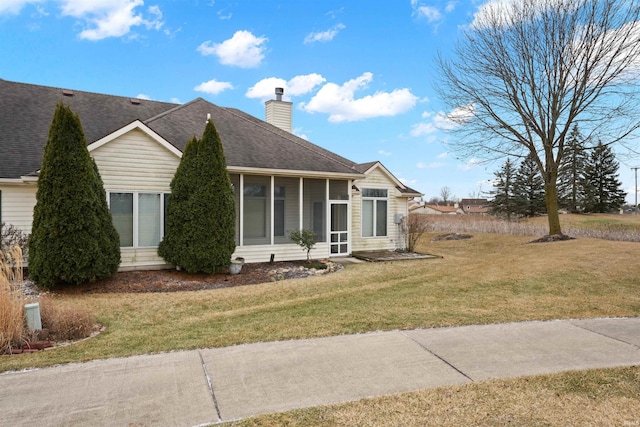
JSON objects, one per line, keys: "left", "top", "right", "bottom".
{"left": 28, "top": 103, "right": 121, "bottom": 288}
{"left": 159, "top": 120, "right": 236, "bottom": 273}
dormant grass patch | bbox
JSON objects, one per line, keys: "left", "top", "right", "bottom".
{"left": 223, "top": 367, "right": 640, "bottom": 427}
{"left": 424, "top": 212, "right": 640, "bottom": 241}
{"left": 1, "top": 229, "right": 638, "bottom": 372}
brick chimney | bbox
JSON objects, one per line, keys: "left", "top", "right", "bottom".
{"left": 265, "top": 87, "right": 292, "bottom": 133}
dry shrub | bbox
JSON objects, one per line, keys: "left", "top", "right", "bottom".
{"left": 39, "top": 297, "right": 95, "bottom": 341}
{"left": 423, "top": 214, "right": 640, "bottom": 241}
{"left": 0, "top": 245, "right": 25, "bottom": 354}
{"left": 405, "top": 214, "right": 432, "bottom": 252}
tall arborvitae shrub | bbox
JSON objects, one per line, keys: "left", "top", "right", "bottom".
{"left": 29, "top": 103, "right": 121, "bottom": 288}
{"left": 159, "top": 120, "right": 236, "bottom": 273}
{"left": 193, "top": 120, "right": 236, "bottom": 272}
{"left": 158, "top": 136, "right": 199, "bottom": 269}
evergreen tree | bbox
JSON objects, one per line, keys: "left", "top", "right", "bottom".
{"left": 158, "top": 136, "right": 199, "bottom": 269}
{"left": 159, "top": 120, "right": 236, "bottom": 273}
{"left": 513, "top": 154, "right": 546, "bottom": 217}
{"left": 557, "top": 124, "right": 588, "bottom": 212}
{"left": 582, "top": 140, "right": 627, "bottom": 213}
{"left": 28, "top": 103, "right": 120, "bottom": 288}
{"left": 489, "top": 158, "right": 518, "bottom": 220}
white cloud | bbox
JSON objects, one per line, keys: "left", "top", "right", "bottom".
{"left": 458, "top": 158, "right": 482, "bottom": 170}
{"left": 198, "top": 30, "right": 267, "bottom": 68}
{"left": 445, "top": 1, "right": 456, "bottom": 13}
{"left": 170, "top": 97, "right": 182, "bottom": 104}
{"left": 400, "top": 177, "right": 418, "bottom": 186}
{"left": 287, "top": 74, "right": 327, "bottom": 96}
{"left": 416, "top": 5, "right": 442, "bottom": 23}
{"left": 59, "top": 0, "right": 164, "bottom": 40}
{"left": 194, "top": 79, "right": 234, "bottom": 95}
{"left": 246, "top": 74, "right": 326, "bottom": 100}
{"left": 411, "top": 104, "right": 475, "bottom": 137}
{"left": 304, "top": 23, "right": 346, "bottom": 44}
{"left": 0, "top": 0, "right": 45, "bottom": 15}
{"left": 470, "top": 0, "right": 569, "bottom": 29}
{"left": 437, "top": 152, "right": 449, "bottom": 159}
{"left": 293, "top": 127, "right": 309, "bottom": 140}
{"left": 300, "top": 72, "right": 418, "bottom": 122}
{"left": 378, "top": 150, "right": 392, "bottom": 156}
{"left": 410, "top": 121, "right": 438, "bottom": 137}
{"left": 136, "top": 93, "right": 152, "bottom": 100}
{"left": 417, "top": 161, "right": 445, "bottom": 169}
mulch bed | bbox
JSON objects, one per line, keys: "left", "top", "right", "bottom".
{"left": 431, "top": 233, "right": 474, "bottom": 241}
{"left": 52, "top": 261, "right": 341, "bottom": 294}
{"left": 528, "top": 234, "right": 576, "bottom": 243}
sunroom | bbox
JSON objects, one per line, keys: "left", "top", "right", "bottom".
{"left": 229, "top": 173, "right": 357, "bottom": 263}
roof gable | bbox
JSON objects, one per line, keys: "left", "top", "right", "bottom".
{"left": 355, "top": 161, "right": 422, "bottom": 197}
{"left": 88, "top": 120, "right": 182, "bottom": 158}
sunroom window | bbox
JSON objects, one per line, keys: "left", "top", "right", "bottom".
{"left": 362, "top": 188, "right": 388, "bottom": 237}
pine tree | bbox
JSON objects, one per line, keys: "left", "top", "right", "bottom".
{"left": 582, "top": 140, "right": 627, "bottom": 213}
{"left": 513, "top": 154, "right": 546, "bottom": 217}
{"left": 489, "top": 158, "right": 518, "bottom": 220}
{"left": 158, "top": 120, "right": 236, "bottom": 273}
{"left": 28, "top": 103, "right": 120, "bottom": 288}
{"left": 557, "top": 124, "right": 588, "bottom": 212}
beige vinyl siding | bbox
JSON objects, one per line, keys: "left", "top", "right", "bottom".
{"left": 233, "top": 242, "right": 329, "bottom": 264}
{"left": 91, "top": 129, "right": 180, "bottom": 269}
{"left": 0, "top": 184, "right": 37, "bottom": 233}
{"left": 119, "top": 249, "right": 169, "bottom": 271}
{"left": 91, "top": 129, "right": 180, "bottom": 191}
{"left": 351, "top": 168, "right": 405, "bottom": 252}
{"left": 265, "top": 100, "right": 293, "bottom": 133}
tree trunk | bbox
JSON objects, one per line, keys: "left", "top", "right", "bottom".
{"left": 544, "top": 181, "right": 563, "bottom": 236}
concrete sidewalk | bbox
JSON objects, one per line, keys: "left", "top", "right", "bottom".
{"left": 1, "top": 317, "right": 639, "bottom": 426}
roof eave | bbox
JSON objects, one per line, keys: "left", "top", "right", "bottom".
{"left": 226, "top": 166, "right": 364, "bottom": 179}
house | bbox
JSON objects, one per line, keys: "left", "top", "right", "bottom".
{"left": 0, "top": 79, "right": 422, "bottom": 270}
{"left": 410, "top": 203, "right": 461, "bottom": 215}
{"left": 459, "top": 198, "right": 489, "bottom": 215}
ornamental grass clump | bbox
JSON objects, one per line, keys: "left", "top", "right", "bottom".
{"left": 39, "top": 296, "right": 95, "bottom": 341}
{"left": 0, "top": 245, "right": 25, "bottom": 354}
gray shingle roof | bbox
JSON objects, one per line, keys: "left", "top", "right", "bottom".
{"left": 144, "top": 98, "right": 359, "bottom": 175}
{"left": 0, "top": 79, "right": 175, "bottom": 179}
{"left": 0, "top": 79, "right": 418, "bottom": 196}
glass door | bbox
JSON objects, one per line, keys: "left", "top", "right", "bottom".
{"left": 330, "top": 202, "right": 349, "bottom": 255}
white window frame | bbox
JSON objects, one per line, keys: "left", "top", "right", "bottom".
{"left": 108, "top": 191, "right": 169, "bottom": 249}
{"left": 361, "top": 188, "right": 388, "bottom": 238}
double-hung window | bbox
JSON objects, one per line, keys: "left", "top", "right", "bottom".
{"left": 109, "top": 192, "right": 168, "bottom": 248}
{"left": 361, "top": 188, "right": 388, "bottom": 237}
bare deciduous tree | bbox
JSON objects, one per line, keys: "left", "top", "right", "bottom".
{"left": 437, "top": 0, "right": 640, "bottom": 235}
{"left": 440, "top": 186, "right": 452, "bottom": 204}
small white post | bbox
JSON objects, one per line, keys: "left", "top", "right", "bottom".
{"left": 25, "top": 302, "right": 42, "bottom": 331}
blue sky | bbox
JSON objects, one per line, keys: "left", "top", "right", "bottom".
{"left": 1, "top": 0, "right": 638, "bottom": 203}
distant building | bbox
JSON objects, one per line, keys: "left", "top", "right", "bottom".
{"left": 410, "top": 203, "right": 461, "bottom": 215}
{"left": 459, "top": 199, "right": 489, "bottom": 215}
